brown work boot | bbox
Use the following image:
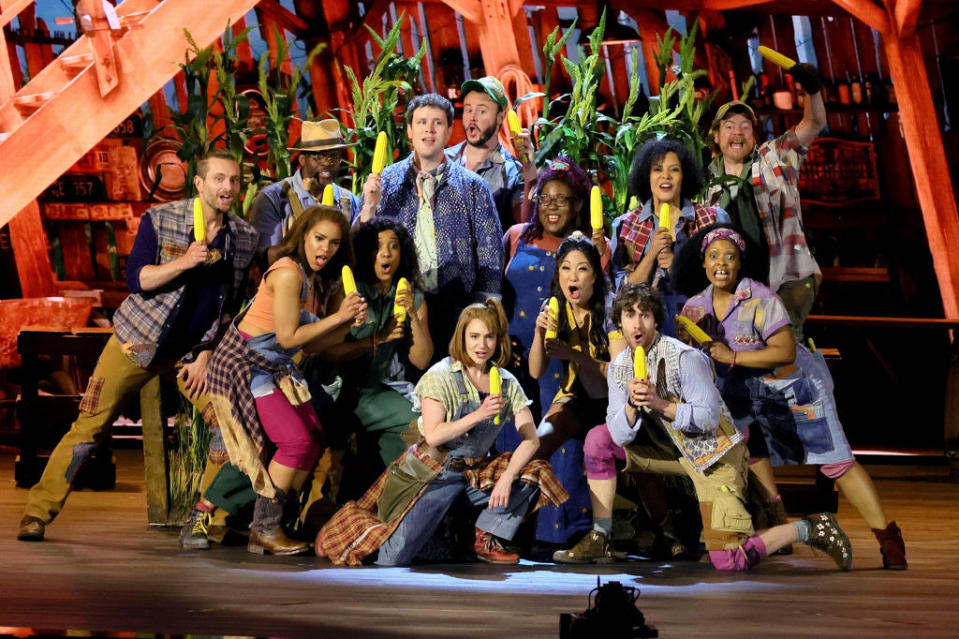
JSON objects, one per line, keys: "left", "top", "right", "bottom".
{"left": 474, "top": 527, "right": 520, "bottom": 564}
{"left": 17, "top": 515, "right": 45, "bottom": 542}
{"left": 553, "top": 530, "right": 615, "bottom": 564}
{"left": 805, "top": 512, "right": 852, "bottom": 571}
{"left": 872, "top": 521, "right": 907, "bottom": 570}
{"left": 248, "top": 492, "right": 309, "bottom": 556}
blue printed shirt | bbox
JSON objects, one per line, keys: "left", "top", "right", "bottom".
{"left": 359, "top": 154, "right": 504, "bottom": 302}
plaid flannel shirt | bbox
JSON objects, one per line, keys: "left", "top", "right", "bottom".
{"left": 316, "top": 445, "right": 568, "bottom": 566}
{"left": 705, "top": 128, "right": 820, "bottom": 291}
{"left": 112, "top": 199, "right": 258, "bottom": 368}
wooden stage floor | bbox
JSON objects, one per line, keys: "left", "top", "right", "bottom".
{"left": 1, "top": 448, "right": 957, "bottom": 638}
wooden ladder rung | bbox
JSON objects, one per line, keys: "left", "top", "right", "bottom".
{"left": 13, "top": 91, "right": 56, "bottom": 109}
{"left": 118, "top": 10, "right": 151, "bottom": 28}
{"left": 60, "top": 53, "right": 95, "bottom": 70}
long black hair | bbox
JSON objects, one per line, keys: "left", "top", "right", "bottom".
{"left": 352, "top": 218, "right": 422, "bottom": 291}
{"left": 549, "top": 233, "right": 609, "bottom": 352}
{"left": 671, "top": 223, "right": 770, "bottom": 297}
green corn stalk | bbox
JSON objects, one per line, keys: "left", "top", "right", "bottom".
{"left": 339, "top": 13, "right": 425, "bottom": 194}
{"left": 167, "top": 397, "right": 212, "bottom": 523}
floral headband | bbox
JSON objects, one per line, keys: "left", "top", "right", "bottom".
{"left": 701, "top": 228, "right": 746, "bottom": 254}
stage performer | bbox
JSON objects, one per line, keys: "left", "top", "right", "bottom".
{"left": 526, "top": 234, "right": 611, "bottom": 543}
{"left": 553, "top": 283, "right": 853, "bottom": 571}
{"left": 672, "top": 224, "right": 907, "bottom": 569}
{"left": 315, "top": 299, "right": 567, "bottom": 566}
{"left": 326, "top": 218, "right": 433, "bottom": 468}
{"left": 203, "top": 204, "right": 367, "bottom": 556}
{"left": 357, "top": 93, "right": 504, "bottom": 355}
{"left": 445, "top": 76, "right": 537, "bottom": 229}
{"left": 704, "top": 62, "right": 826, "bottom": 340}
{"left": 249, "top": 118, "right": 358, "bottom": 254}
{"left": 610, "top": 137, "right": 728, "bottom": 340}
{"left": 17, "top": 151, "right": 258, "bottom": 542}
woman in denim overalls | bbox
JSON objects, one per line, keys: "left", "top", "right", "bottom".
{"left": 376, "top": 300, "right": 551, "bottom": 565}
{"left": 674, "top": 224, "right": 907, "bottom": 569}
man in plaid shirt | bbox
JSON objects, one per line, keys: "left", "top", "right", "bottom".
{"left": 17, "top": 150, "right": 258, "bottom": 542}
{"left": 704, "top": 63, "right": 827, "bottom": 340}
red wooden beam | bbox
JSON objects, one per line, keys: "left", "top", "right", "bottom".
{"left": 893, "top": 0, "right": 921, "bottom": 37}
{"left": 831, "top": 0, "right": 889, "bottom": 32}
{"left": 880, "top": 26, "right": 959, "bottom": 318}
{"left": 257, "top": 0, "right": 309, "bottom": 35}
{"left": 0, "top": 0, "right": 36, "bottom": 29}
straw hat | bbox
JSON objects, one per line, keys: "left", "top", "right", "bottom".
{"left": 288, "top": 119, "right": 354, "bottom": 152}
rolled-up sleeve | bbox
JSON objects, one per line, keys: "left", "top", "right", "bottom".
{"left": 606, "top": 360, "right": 642, "bottom": 447}
{"left": 672, "top": 350, "right": 721, "bottom": 434}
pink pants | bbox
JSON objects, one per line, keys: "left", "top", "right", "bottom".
{"left": 255, "top": 387, "right": 324, "bottom": 471}
{"left": 582, "top": 424, "right": 627, "bottom": 480}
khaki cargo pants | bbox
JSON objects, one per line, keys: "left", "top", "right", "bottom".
{"left": 624, "top": 430, "right": 754, "bottom": 551}
{"left": 23, "top": 335, "right": 220, "bottom": 524}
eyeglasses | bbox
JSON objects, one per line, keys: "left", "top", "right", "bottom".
{"left": 303, "top": 151, "right": 344, "bottom": 165}
{"left": 537, "top": 194, "right": 574, "bottom": 208}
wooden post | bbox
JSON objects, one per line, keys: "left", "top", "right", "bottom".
{"left": 140, "top": 375, "right": 170, "bottom": 525}
{"left": 443, "top": 0, "right": 523, "bottom": 77}
{"left": 880, "top": 31, "right": 959, "bottom": 320}
{"left": 8, "top": 201, "right": 56, "bottom": 297}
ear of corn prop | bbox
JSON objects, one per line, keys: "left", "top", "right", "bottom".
{"left": 633, "top": 345, "right": 647, "bottom": 379}
{"left": 489, "top": 366, "right": 502, "bottom": 424}
{"left": 758, "top": 46, "right": 796, "bottom": 70}
{"left": 676, "top": 315, "right": 711, "bottom": 345}
{"left": 321, "top": 184, "right": 335, "bottom": 206}
{"left": 371, "top": 131, "right": 388, "bottom": 174}
{"left": 590, "top": 186, "right": 604, "bottom": 232}
{"left": 342, "top": 266, "right": 357, "bottom": 296}
{"left": 659, "top": 203, "right": 674, "bottom": 240}
{"left": 506, "top": 110, "right": 531, "bottom": 164}
{"left": 393, "top": 277, "right": 409, "bottom": 322}
{"left": 193, "top": 198, "right": 205, "bottom": 243}
{"left": 545, "top": 297, "right": 560, "bottom": 340}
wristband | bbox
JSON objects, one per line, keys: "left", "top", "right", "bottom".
{"left": 728, "top": 351, "right": 737, "bottom": 372}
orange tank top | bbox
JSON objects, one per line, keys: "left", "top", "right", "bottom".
{"left": 243, "top": 257, "right": 316, "bottom": 333}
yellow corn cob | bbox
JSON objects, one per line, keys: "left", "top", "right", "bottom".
{"left": 372, "top": 131, "right": 388, "bottom": 174}
{"left": 545, "top": 297, "right": 559, "bottom": 340}
{"left": 758, "top": 45, "right": 796, "bottom": 70}
{"left": 193, "top": 198, "right": 205, "bottom": 243}
{"left": 633, "top": 345, "right": 647, "bottom": 379}
{"left": 489, "top": 366, "right": 502, "bottom": 424}
{"left": 676, "top": 314, "right": 712, "bottom": 345}
{"left": 507, "top": 110, "right": 522, "bottom": 136}
{"left": 321, "top": 183, "right": 335, "bottom": 207}
{"left": 393, "top": 277, "right": 409, "bottom": 323}
{"left": 342, "top": 265, "right": 357, "bottom": 296}
{"left": 590, "top": 186, "right": 604, "bottom": 231}
{"left": 659, "top": 202, "right": 671, "bottom": 229}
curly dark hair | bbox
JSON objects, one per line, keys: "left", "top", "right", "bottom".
{"left": 611, "top": 283, "right": 665, "bottom": 329}
{"left": 628, "top": 138, "right": 704, "bottom": 204}
{"left": 352, "top": 218, "right": 422, "bottom": 290}
{"left": 548, "top": 234, "right": 609, "bottom": 351}
{"left": 671, "top": 223, "right": 770, "bottom": 297}
{"left": 520, "top": 156, "right": 592, "bottom": 244}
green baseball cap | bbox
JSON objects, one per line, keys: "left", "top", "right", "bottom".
{"left": 461, "top": 76, "right": 508, "bottom": 110}
{"left": 713, "top": 100, "right": 757, "bottom": 123}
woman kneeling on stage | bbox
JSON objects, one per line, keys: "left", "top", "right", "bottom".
{"left": 316, "top": 299, "right": 568, "bottom": 566}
